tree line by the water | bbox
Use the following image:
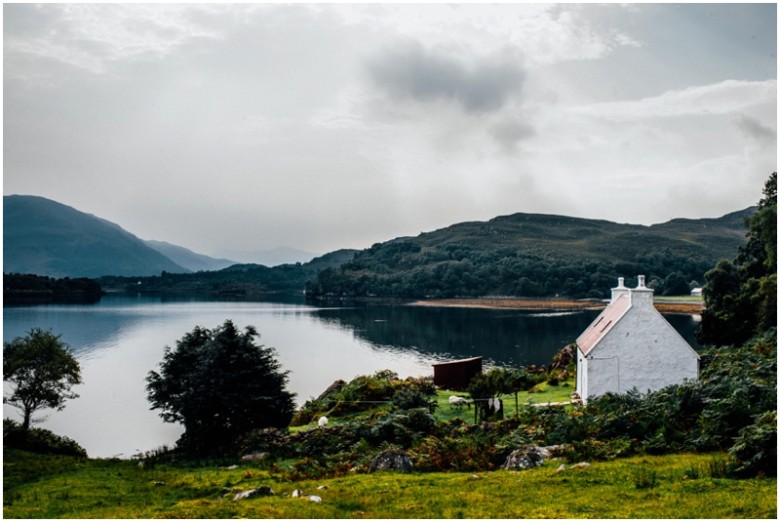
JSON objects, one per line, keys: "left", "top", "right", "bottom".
{"left": 4, "top": 273, "right": 103, "bottom": 305}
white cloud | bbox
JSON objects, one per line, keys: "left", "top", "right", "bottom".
{"left": 571, "top": 80, "right": 777, "bottom": 121}
{"left": 4, "top": 4, "right": 223, "bottom": 75}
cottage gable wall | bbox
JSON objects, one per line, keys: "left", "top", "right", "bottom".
{"left": 576, "top": 276, "right": 699, "bottom": 402}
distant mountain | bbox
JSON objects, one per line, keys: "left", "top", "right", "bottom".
{"left": 216, "top": 246, "right": 320, "bottom": 266}
{"left": 145, "top": 240, "right": 237, "bottom": 272}
{"left": 306, "top": 208, "right": 755, "bottom": 299}
{"left": 4, "top": 195, "right": 188, "bottom": 278}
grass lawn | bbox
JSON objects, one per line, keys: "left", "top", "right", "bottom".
{"left": 435, "top": 379, "right": 575, "bottom": 424}
{"left": 4, "top": 449, "right": 775, "bottom": 518}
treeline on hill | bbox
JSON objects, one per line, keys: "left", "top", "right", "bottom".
{"left": 308, "top": 248, "right": 710, "bottom": 299}
{"left": 96, "top": 249, "right": 357, "bottom": 297}
{"left": 4, "top": 273, "right": 103, "bottom": 305}
{"left": 305, "top": 209, "right": 753, "bottom": 299}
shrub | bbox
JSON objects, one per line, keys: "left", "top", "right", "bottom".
{"left": 728, "top": 410, "right": 777, "bottom": 477}
{"left": 3, "top": 418, "right": 86, "bottom": 457}
{"left": 238, "top": 427, "right": 289, "bottom": 459}
{"left": 564, "top": 437, "right": 633, "bottom": 462}
{"left": 411, "top": 434, "right": 499, "bottom": 472}
{"left": 391, "top": 387, "right": 437, "bottom": 412}
{"left": 293, "top": 371, "right": 437, "bottom": 422}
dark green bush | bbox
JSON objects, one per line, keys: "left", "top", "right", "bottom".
{"left": 291, "top": 370, "right": 436, "bottom": 422}
{"left": 391, "top": 387, "right": 437, "bottom": 412}
{"left": 728, "top": 410, "right": 777, "bottom": 477}
{"left": 3, "top": 419, "right": 87, "bottom": 457}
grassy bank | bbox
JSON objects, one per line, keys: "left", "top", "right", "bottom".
{"left": 4, "top": 448, "right": 775, "bottom": 518}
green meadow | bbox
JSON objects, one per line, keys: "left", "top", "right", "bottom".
{"left": 4, "top": 448, "right": 775, "bottom": 519}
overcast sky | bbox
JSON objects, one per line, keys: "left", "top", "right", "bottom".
{"left": 4, "top": 3, "right": 777, "bottom": 258}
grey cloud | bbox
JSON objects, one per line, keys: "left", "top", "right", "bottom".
{"left": 734, "top": 114, "right": 776, "bottom": 142}
{"left": 489, "top": 118, "right": 535, "bottom": 153}
{"left": 366, "top": 41, "right": 525, "bottom": 113}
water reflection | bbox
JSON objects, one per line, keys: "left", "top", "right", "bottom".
{"left": 312, "top": 304, "right": 601, "bottom": 367}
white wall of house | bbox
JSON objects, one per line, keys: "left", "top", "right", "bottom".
{"left": 577, "top": 277, "right": 699, "bottom": 401}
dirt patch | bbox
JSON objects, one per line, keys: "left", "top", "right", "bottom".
{"left": 410, "top": 298, "right": 703, "bottom": 315}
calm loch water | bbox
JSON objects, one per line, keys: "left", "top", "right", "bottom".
{"left": 3, "top": 295, "right": 700, "bottom": 457}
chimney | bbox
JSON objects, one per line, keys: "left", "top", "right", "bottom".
{"left": 611, "top": 277, "right": 629, "bottom": 302}
{"left": 630, "top": 274, "right": 654, "bottom": 307}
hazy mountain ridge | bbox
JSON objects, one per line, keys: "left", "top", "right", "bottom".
{"left": 4, "top": 195, "right": 189, "bottom": 278}
{"left": 144, "top": 240, "right": 237, "bottom": 272}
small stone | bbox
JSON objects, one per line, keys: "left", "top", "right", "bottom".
{"left": 557, "top": 464, "right": 567, "bottom": 473}
{"left": 571, "top": 462, "right": 591, "bottom": 470}
{"left": 292, "top": 489, "right": 303, "bottom": 498}
{"left": 308, "top": 495, "right": 322, "bottom": 503}
{"left": 226, "top": 465, "right": 239, "bottom": 470}
{"left": 316, "top": 485, "right": 329, "bottom": 490}
{"left": 233, "top": 486, "right": 274, "bottom": 500}
{"left": 241, "top": 452, "right": 268, "bottom": 462}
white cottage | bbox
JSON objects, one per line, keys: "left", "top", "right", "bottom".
{"left": 575, "top": 276, "right": 699, "bottom": 403}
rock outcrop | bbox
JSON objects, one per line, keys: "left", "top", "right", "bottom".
{"left": 369, "top": 449, "right": 413, "bottom": 473}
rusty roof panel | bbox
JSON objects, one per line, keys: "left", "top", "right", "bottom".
{"left": 576, "top": 293, "right": 632, "bottom": 356}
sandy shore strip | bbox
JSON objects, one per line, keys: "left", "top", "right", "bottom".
{"left": 410, "top": 297, "right": 703, "bottom": 315}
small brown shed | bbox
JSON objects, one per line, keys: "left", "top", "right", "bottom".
{"left": 432, "top": 356, "right": 482, "bottom": 390}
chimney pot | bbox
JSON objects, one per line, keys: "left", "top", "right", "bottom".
{"left": 637, "top": 275, "right": 646, "bottom": 288}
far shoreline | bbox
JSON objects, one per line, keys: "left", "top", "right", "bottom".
{"left": 409, "top": 297, "right": 704, "bottom": 315}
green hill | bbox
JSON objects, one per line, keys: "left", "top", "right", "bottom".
{"left": 4, "top": 195, "right": 189, "bottom": 278}
{"left": 306, "top": 208, "right": 754, "bottom": 299}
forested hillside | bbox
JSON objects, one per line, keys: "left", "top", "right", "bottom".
{"left": 306, "top": 208, "right": 755, "bottom": 299}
